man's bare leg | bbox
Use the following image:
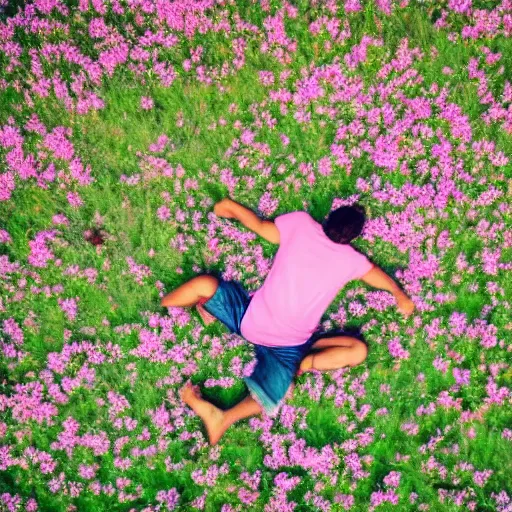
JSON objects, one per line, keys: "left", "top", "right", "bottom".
{"left": 161, "top": 275, "right": 219, "bottom": 307}
{"left": 180, "top": 336, "right": 367, "bottom": 444}
{"left": 180, "top": 382, "right": 263, "bottom": 445}
{"left": 161, "top": 275, "right": 218, "bottom": 324}
{"left": 298, "top": 336, "right": 368, "bottom": 374}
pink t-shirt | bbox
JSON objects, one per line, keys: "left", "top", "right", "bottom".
{"left": 239, "top": 211, "right": 373, "bottom": 347}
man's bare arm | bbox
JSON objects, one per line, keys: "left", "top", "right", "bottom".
{"left": 360, "top": 265, "right": 415, "bottom": 316}
{"left": 213, "top": 198, "right": 280, "bottom": 244}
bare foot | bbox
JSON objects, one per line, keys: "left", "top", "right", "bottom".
{"left": 297, "top": 354, "right": 314, "bottom": 376}
{"left": 196, "top": 304, "right": 217, "bottom": 326}
{"left": 179, "top": 382, "right": 226, "bottom": 445}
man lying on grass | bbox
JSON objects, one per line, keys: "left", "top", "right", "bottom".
{"left": 161, "top": 198, "right": 415, "bottom": 445}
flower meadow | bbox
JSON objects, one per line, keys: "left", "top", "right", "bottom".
{"left": 1, "top": 0, "right": 512, "bottom": 510}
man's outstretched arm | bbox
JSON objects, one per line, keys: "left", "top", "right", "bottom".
{"left": 213, "top": 198, "right": 280, "bottom": 244}
{"left": 360, "top": 265, "right": 415, "bottom": 316}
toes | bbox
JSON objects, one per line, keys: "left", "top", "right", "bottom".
{"left": 179, "top": 382, "right": 202, "bottom": 404}
{"left": 179, "top": 381, "right": 193, "bottom": 398}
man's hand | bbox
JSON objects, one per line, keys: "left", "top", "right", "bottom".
{"left": 361, "top": 266, "right": 415, "bottom": 318}
{"left": 214, "top": 198, "right": 235, "bottom": 218}
{"left": 396, "top": 295, "right": 415, "bottom": 317}
{"left": 212, "top": 197, "right": 280, "bottom": 244}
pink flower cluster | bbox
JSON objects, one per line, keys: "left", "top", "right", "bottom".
{"left": 1, "top": 1, "right": 512, "bottom": 510}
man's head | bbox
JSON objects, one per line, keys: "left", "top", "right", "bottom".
{"left": 322, "top": 204, "right": 366, "bottom": 244}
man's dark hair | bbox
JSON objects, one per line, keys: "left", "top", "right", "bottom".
{"left": 322, "top": 204, "right": 366, "bottom": 244}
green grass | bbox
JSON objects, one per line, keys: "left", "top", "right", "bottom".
{"left": 2, "top": 2, "right": 512, "bottom": 511}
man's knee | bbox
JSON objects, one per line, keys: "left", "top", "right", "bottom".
{"left": 195, "top": 275, "right": 219, "bottom": 299}
{"left": 350, "top": 340, "right": 368, "bottom": 366}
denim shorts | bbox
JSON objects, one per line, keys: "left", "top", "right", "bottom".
{"left": 203, "top": 278, "right": 319, "bottom": 417}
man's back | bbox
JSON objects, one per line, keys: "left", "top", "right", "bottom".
{"left": 240, "top": 211, "right": 372, "bottom": 347}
